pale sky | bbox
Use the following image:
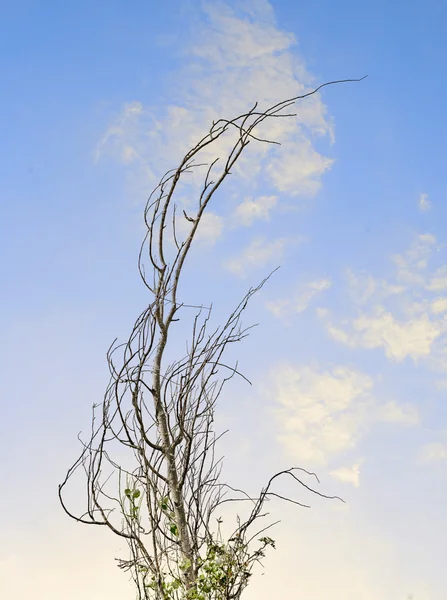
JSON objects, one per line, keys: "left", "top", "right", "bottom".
{"left": 1, "top": 1, "right": 447, "bottom": 599}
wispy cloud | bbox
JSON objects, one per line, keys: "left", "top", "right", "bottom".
{"left": 224, "top": 236, "right": 294, "bottom": 277}
{"left": 270, "top": 364, "right": 373, "bottom": 466}
{"left": 324, "top": 308, "right": 444, "bottom": 362}
{"left": 94, "top": 1, "right": 335, "bottom": 212}
{"left": 417, "top": 441, "right": 447, "bottom": 463}
{"left": 376, "top": 400, "right": 420, "bottom": 426}
{"left": 266, "top": 277, "right": 331, "bottom": 319}
{"left": 231, "top": 195, "right": 278, "bottom": 227}
{"left": 175, "top": 211, "right": 224, "bottom": 246}
{"left": 265, "top": 140, "right": 334, "bottom": 196}
{"left": 426, "top": 266, "right": 447, "bottom": 292}
{"left": 345, "top": 268, "right": 404, "bottom": 306}
{"left": 269, "top": 360, "right": 421, "bottom": 469}
{"left": 391, "top": 233, "right": 437, "bottom": 286}
{"left": 319, "top": 232, "right": 447, "bottom": 365}
{"left": 418, "top": 192, "right": 431, "bottom": 212}
{"left": 94, "top": 101, "right": 146, "bottom": 165}
{"left": 329, "top": 462, "right": 362, "bottom": 487}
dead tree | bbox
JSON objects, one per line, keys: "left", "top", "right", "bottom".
{"left": 59, "top": 78, "right": 364, "bottom": 600}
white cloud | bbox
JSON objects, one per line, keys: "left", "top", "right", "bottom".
{"left": 224, "top": 236, "right": 292, "bottom": 277}
{"left": 265, "top": 140, "right": 334, "bottom": 197}
{"left": 95, "top": 101, "right": 145, "bottom": 164}
{"left": 293, "top": 278, "right": 332, "bottom": 311}
{"left": 426, "top": 266, "right": 447, "bottom": 292}
{"left": 326, "top": 309, "right": 444, "bottom": 362}
{"left": 198, "top": 212, "right": 224, "bottom": 244}
{"left": 353, "top": 310, "right": 442, "bottom": 362}
{"left": 189, "top": 2, "right": 296, "bottom": 68}
{"left": 265, "top": 297, "right": 290, "bottom": 319}
{"left": 232, "top": 195, "right": 278, "bottom": 226}
{"left": 345, "top": 269, "right": 404, "bottom": 306}
{"left": 266, "top": 277, "right": 331, "bottom": 319}
{"left": 430, "top": 297, "right": 447, "bottom": 314}
{"left": 346, "top": 269, "right": 377, "bottom": 304}
{"left": 95, "top": 1, "right": 335, "bottom": 208}
{"left": 329, "top": 462, "right": 362, "bottom": 487}
{"left": 271, "top": 364, "right": 373, "bottom": 466}
{"left": 376, "top": 401, "right": 419, "bottom": 426}
{"left": 175, "top": 211, "right": 224, "bottom": 246}
{"left": 418, "top": 442, "right": 447, "bottom": 463}
{"left": 326, "top": 323, "right": 351, "bottom": 345}
{"left": 320, "top": 233, "right": 447, "bottom": 366}
{"left": 392, "top": 233, "right": 437, "bottom": 286}
{"left": 121, "top": 145, "right": 141, "bottom": 164}
{"left": 418, "top": 192, "right": 431, "bottom": 212}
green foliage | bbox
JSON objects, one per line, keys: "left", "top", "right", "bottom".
{"left": 123, "top": 486, "right": 142, "bottom": 520}
{"left": 121, "top": 485, "right": 276, "bottom": 599}
{"left": 159, "top": 496, "right": 170, "bottom": 512}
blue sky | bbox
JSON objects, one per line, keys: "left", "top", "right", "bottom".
{"left": 1, "top": 1, "right": 447, "bottom": 599}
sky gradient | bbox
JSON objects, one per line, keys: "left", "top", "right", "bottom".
{"left": 1, "top": 1, "right": 447, "bottom": 599}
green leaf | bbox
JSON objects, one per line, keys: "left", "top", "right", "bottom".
{"left": 159, "top": 496, "right": 169, "bottom": 511}
{"left": 133, "top": 489, "right": 141, "bottom": 499}
{"left": 170, "top": 523, "right": 179, "bottom": 536}
{"left": 259, "top": 536, "right": 276, "bottom": 548}
{"left": 180, "top": 559, "right": 191, "bottom": 571}
{"left": 124, "top": 488, "right": 132, "bottom": 497}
